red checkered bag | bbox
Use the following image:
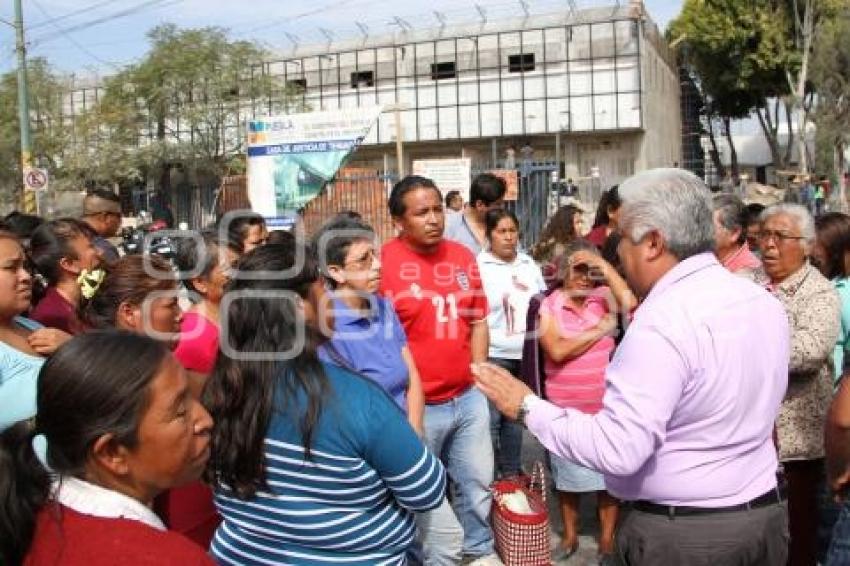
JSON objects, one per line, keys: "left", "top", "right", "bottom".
{"left": 491, "top": 462, "right": 551, "bottom": 566}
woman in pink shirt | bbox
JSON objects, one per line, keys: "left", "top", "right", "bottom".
{"left": 172, "top": 229, "right": 237, "bottom": 390}
{"left": 160, "top": 229, "right": 236, "bottom": 549}
{"left": 538, "top": 239, "right": 635, "bottom": 561}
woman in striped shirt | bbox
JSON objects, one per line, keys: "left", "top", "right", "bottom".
{"left": 205, "top": 243, "right": 446, "bottom": 565}
{"left": 537, "top": 239, "right": 635, "bottom": 561}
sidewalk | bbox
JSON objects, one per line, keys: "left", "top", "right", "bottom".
{"left": 520, "top": 430, "right": 603, "bottom": 565}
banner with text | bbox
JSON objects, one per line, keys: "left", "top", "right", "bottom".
{"left": 412, "top": 158, "right": 472, "bottom": 202}
{"left": 247, "top": 107, "right": 381, "bottom": 221}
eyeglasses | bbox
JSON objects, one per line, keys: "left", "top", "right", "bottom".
{"left": 758, "top": 230, "right": 805, "bottom": 244}
{"left": 343, "top": 249, "right": 377, "bottom": 269}
{"left": 757, "top": 230, "right": 805, "bottom": 243}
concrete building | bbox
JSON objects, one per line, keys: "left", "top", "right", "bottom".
{"left": 253, "top": 0, "right": 682, "bottom": 191}
{"left": 54, "top": 0, "right": 683, "bottom": 232}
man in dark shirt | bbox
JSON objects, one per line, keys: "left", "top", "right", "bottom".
{"left": 81, "top": 189, "right": 122, "bottom": 263}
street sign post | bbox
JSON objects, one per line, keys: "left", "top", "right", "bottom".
{"left": 23, "top": 167, "right": 48, "bottom": 215}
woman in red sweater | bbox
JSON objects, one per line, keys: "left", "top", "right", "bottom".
{"left": 0, "top": 330, "right": 214, "bottom": 566}
{"left": 28, "top": 218, "right": 101, "bottom": 335}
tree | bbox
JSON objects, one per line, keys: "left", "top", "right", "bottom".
{"left": 781, "top": 0, "right": 846, "bottom": 174}
{"left": 0, "top": 58, "right": 77, "bottom": 207}
{"left": 810, "top": 8, "right": 850, "bottom": 204}
{"left": 671, "top": 0, "right": 845, "bottom": 181}
{"left": 669, "top": 0, "right": 791, "bottom": 182}
{"left": 95, "top": 25, "right": 299, "bottom": 196}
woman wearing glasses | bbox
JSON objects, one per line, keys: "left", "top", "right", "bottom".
{"left": 537, "top": 239, "right": 635, "bottom": 562}
{"left": 752, "top": 203, "right": 841, "bottom": 566}
{"left": 312, "top": 214, "right": 424, "bottom": 436}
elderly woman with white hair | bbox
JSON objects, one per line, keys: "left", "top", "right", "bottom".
{"left": 477, "top": 168, "right": 792, "bottom": 565}
{"left": 752, "top": 203, "right": 841, "bottom": 566}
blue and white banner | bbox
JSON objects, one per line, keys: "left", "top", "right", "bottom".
{"left": 247, "top": 107, "right": 382, "bottom": 220}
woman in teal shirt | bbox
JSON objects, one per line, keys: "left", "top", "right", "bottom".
{"left": 0, "top": 230, "right": 69, "bottom": 431}
{"left": 813, "top": 213, "right": 850, "bottom": 386}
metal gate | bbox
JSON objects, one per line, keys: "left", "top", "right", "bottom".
{"left": 494, "top": 163, "right": 556, "bottom": 250}
{"left": 207, "top": 163, "right": 560, "bottom": 250}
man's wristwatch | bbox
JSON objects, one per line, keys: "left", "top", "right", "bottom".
{"left": 515, "top": 394, "right": 537, "bottom": 427}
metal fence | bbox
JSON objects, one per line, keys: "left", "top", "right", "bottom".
{"left": 503, "top": 163, "right": 556, "bottom": 249}
{"left": 301, "top": 170, "right": 398, "bottom": 243}
{"left": 301, "top": 164, "right": 561, "bottom": 249}
{"left": 186, "top": 162, "right": 606, "bottom": 250}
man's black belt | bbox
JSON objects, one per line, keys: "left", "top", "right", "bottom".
{"left": 632, "top": 487, "right": 785, "bottom": 518}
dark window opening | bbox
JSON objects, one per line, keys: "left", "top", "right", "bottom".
{"left": 508, "top": 53, "right": 535, "bottom": 72}
{"left": 430, "top": 61, "right": 456, "bottom": 80}
{"left": 350, "top": 70, "right": 375, "bottom": 88}
{"left": 286, "top": 79, "right": 307, "bottom": 91}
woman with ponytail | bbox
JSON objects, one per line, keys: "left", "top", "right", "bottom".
{"left": 82, "top": 254, "right": 181, "bottom": 339}
{"left": 0, "top": 331, "right": 214, "bottom": 565}
{"left": 28, "top": 218, "right": 101, "bottom": 334}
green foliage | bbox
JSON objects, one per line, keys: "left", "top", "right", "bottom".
{"left": 810, "top": 8, "right": 850, "bottom": 176}
{"left": 91, "top": 24, "right": 290, "bottom": 184}
{"left": 0, "top": 58, "right": 70, "bottom": 194}
{"left": 669, "top": 0, "right": 795, "bottom": 119}
{"left": 0, "top": 26, "right": 303, "bottom": 204}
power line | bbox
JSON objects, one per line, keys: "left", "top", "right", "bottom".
{"left": 26, "top": 37, "right": 143, "bottom": 52}
{"left": 236, "top": 0, "right": 370, "bottom": 35}
{"left": 30, "top": 0, "right": 122, "bottom": 70}
{"left": 28, "top": 0, "right": 116, "bottom": 31}
{"left": 245, "top": 0, "right": 566, "bottom": 48}
{"left": 30, "top": 0, "right": 183, "bottom": 46}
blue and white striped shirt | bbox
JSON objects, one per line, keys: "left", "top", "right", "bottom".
{"left": 211, "top": 362, "right": 445, "bottom": 565}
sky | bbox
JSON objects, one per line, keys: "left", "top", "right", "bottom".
{"left": 0, "top": 0, "right": 684, "bottom": 76}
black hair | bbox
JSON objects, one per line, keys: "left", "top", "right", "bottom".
{"left": 815, "top": 213, "right": 850, "bottom": 279}
{"left": 600, "top": 232, "right": 623, "bottom": 274}
{"left": 445, "top": 190, "right": 462, "bottom": 207}
{"left": 469, "top": 173, "right": 507, "bottom": 207}
{"left": 205, "top": 243, "right": 328, "bottom": 499}
{"left": 592, "top": 186, "right": 621, "bottom": 229}
{"left": 2, "top": 212, "right": 44, "bottom": 241}
{"left": 484, "top": 208, "right": 519, "bottom": 239}
{"left": 173, "top": 229, "right": 227, "bottom": 295}
{"left": 224, "top": 211, "right": 267, "bottom": 253}
{"left": 0, "top": 331, "right": 171, "bottom": 565}
{"left": 266, "top": 229, "right": 296, "bottom": 247}
{"left": 745, "top": 203, "right": 766, "bottom": 226}
{"left": 28, "top": 218, "right": 92, "bottom": 302}
{"left": 82, "top": 254, "right": 176, "bottom": 329}
{"left": 335, "top": 210, "right": 363, "bottom": 220}
{"left": 312, "top": 215, "right": 375, "bottom": 288}
{"left": 87, "top": 188, "right": 121, "bottom": 204}
{"left": 388, "top": 176, "right": 442, "bottom": 217}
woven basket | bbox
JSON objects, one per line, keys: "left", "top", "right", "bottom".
{"left": 491, "top": 462, "right": 552, "bottom": 566}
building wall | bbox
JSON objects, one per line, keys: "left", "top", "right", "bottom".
{"left": 58, "top": 5, "right": 682, "bottom": 200}
{"left": 635, "top": 27, "right": 681, "bottom": 171}
{"left": 266, "top": 17, "right": 646, "bottom": 147}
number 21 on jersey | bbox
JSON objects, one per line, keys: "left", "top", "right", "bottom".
{"left": 432, "top": 294, "right": 459, "bottom": 323}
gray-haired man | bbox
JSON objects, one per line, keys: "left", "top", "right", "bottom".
{"left": 476, "top": 168, "right": 790, "bottom": 565}
{"left": 712, "top": 193, "right": 761, "bottom": 274}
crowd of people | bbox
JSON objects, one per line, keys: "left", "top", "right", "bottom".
{"left": 1, "top": 168, "right": 850, "bottom": 566}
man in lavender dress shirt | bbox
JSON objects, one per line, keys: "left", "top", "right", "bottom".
{"left": 476, "top": 168, "right": 791, "bottom": 565}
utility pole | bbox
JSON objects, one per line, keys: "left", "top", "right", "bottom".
{"left": 13, "top": 0, "right": 35, "bottom": 213}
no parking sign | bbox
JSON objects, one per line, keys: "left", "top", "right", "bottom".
{"left": 23, "top": 167, "right": 48, "bottom": 192}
